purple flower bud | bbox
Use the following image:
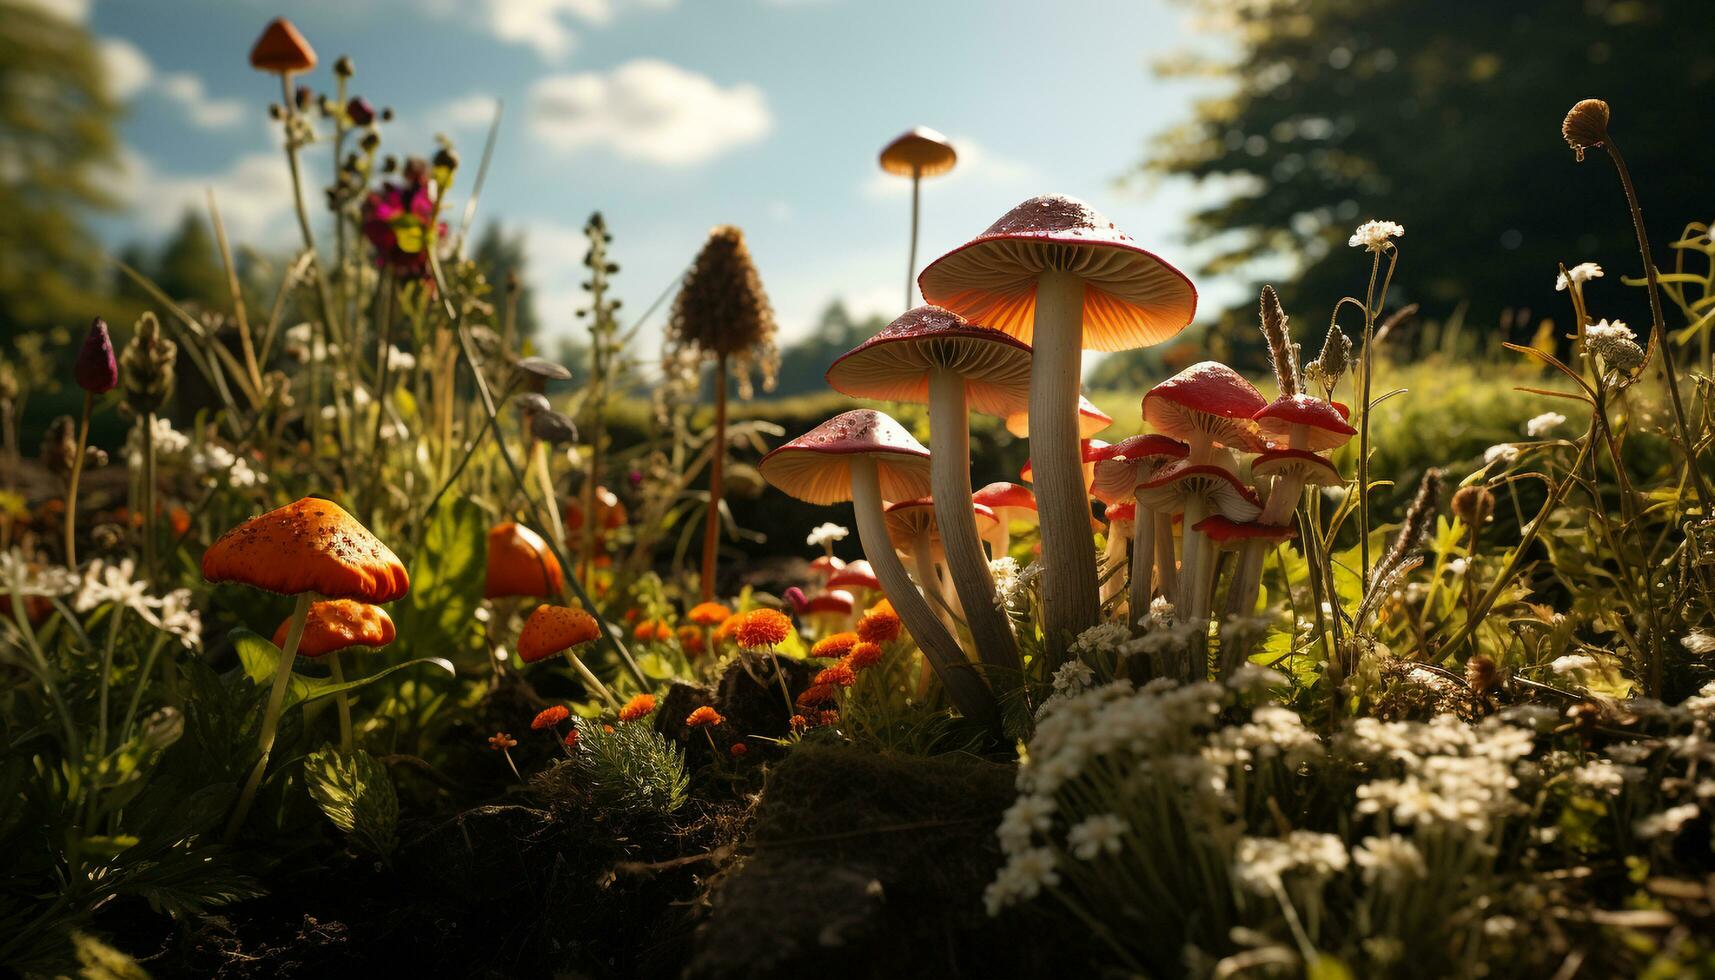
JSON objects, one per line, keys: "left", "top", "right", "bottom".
{"left": 627, "top": 468, "right": 644, "bottom": 488}
{"left": 75, "top": 318, "right": 118, "bottom": 393}
{"left": 783, "top": 587, "right": 807, "bottom": 615}
{"left": 346, "top": 96, "right": 375, "bottom": 126}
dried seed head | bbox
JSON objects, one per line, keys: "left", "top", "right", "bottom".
{"left": 666, "top": 225, "right": 779, "bottom": 397}
{"left": 42, "top": 415, "right": 78, "bottom": 477}
{"left": 120, "top": 312, "right": 177, "bottom": 416}
{"left": 1465, "top": 654, "right": 1499, "bottom": 699}
{"left": 1305, "top": 320, "right": 1353, "bottom": 393}
{"left": 1562, "top": 99, "right": 1610, "bottom": 162}
{"left": 1451, "top": 485, "right": 1495, "bottom": 528}
{"left": 1372, "top": 468, "right": 1441, "bottom": 590}
{"left": 1258, "top": 285, "right": 1298, "bottom": 397}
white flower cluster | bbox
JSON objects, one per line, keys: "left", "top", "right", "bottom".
{"left": 1340, "top": 715, "right": 1534, "bottom": 835}
{"left": 1525, "top": 411, "right": 1565, "bottom": 438}
{"left": 73, "top": 558, "right": 202, "bottom": 648}
{"left": 124, "top": 416, "right": 191, "bottom": 468}
{"left": 1584, "top": 319, "right": 1645, "bottom": 373}
{"left": 1049, "top": 659, "right": 1094, "bottom": 698}
{"left": 1206, "top": 704, "right": 1322, "bottom": 770}
{"left": 284, "top": 323, "right": 340, "bottom": 363}
{"left": 1, "top": 548, "right": 78, "bottom": 599}
{"left": 988, "top": 556, "right": 1024, "bottom": 608}
{"left": 190, "top": 443, "right": 264, "bottom": 489}
{"left": 1233, "top": 831, "right": 1349, "bottom": 895}
{"left": 1349, "top": 219, "right": 1404, "bottom": 252}
{"left": 1352, "top": 833, "right": 1426, "bottom": 886}
{"left": 805, "top": 522, "right": 848, "bottom": 549}
{"left": 1484, "top": 444, "right": 1521, "bottom": 467}
{"left": 1555, "top": 262, "right": 1603, "bottom": 291}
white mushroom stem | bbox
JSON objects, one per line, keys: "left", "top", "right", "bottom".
{"left": 1181, "top": 496, "right": 1213, "bottom": 631}
{"left": 928, "top": 368, "right": 1020, "bottom": 672}
{"left": 1129, "top": 507, "right": 1157, "bottom": 625}
{"left": 1101, "top": 519, "right": 1130, "bottom": 609}
{"left": 1154, "top": 513, "right": 1178, "bottom": 607}
{"left": 990, "top": 520, "right": 1011, "bottom": 558}
{"left": 1029, "top": 270, "right": 1101, "bottom": 661}
{"left": 225, "top": 590, "right": 313, "bottom": 843}
{"left": 910, "top": 532, "right": 957, "bottom": 639}
{"left": 1226, "top": 472, "right": 1310, "bottom": 623}
{"left": 850, "top": 456, "right": 997, "bottom": 724}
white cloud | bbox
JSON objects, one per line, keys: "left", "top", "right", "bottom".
{"left": 114, "top": 148, "right": 297, "bottom": 247}
{"left": 96, "top": 37, "right": 245, "bottom": 129}
{"left": 861, "top": 136, "right": 1034, "bottom": 199}
{"left": 17, "top": 0, "right": 90, "bottom": 22}
{"left": 442, "top": 95, "right": 505, "bottom": 130}
{"left": 519, "top": 220, "right": 592, "bottom": 328}
{"left": 429, "top": 0, "right": 677, "bottom": 61}
{"left": 529, "top": 59, "right": 771, "bottom": 167}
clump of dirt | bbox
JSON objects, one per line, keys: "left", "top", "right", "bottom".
{"left": 655, "top": 654, "right": 818, "bottom": 767}
{"left": 685, "top": 742, "right": 1079, "bottom": 980}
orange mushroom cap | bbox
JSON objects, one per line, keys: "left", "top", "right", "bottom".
{"left": 484, "top": 522, "right": 564, "bottom": 599}
{"left": 1005, "top": 394, "right": 1113, "bottom": 440}
{"left": 202, "top": 497, "right": 409, "bottom": 603}
{"left": 918, "top": 194, "right": 1197, "bottom": 352}
{"left": 249, "top": 17, "right": 317, "bottom": 74}
{"left": 760, "top": 410, "right": 932, "bottom": 506}
{"left": 516, "top": 604, "right": 601, "bottom": 663}
{"left": 878, "top": 126, "right": 958, "bottom": 178}
{"left": 271, "top": 599, "right": 395, "bottom": 658}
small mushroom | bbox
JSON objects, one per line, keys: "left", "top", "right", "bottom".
{"left": 1005, "top": 394, "right": 1112, "bottom": 440}
{"left": 827, "top": 559, "right": 881, "bottom": 597}
{"left": 826, "top": 306, "right": 1027, "bottom": 673}
{"left": 1135, "top": 463, "right": 1261, "bottom": 662}
{"left": 878, "top": 127, "right": 958, "bottom": 307}
{"left": 516, "top": 603, "right": 615, "bottom": 706}
{"left": 971, "top": 482, "right": 1038, "bottom": 559}
{"left": 760, "top": 410, "right": 997, "bottom": 725}
{"left": 249, "top": 17, "right": 317, "bottom": 76}
{"left": 1252, "top": 394, "right": 1355, "bottom": 452}
{"left": 1194, "top": 514, "right": 1297, "bottom": 676}
{"left": 270, "top": 598, "right": 395, "bottom": 751}
{"left": 920, "top": 195, "right": 1196, "bottom": 662}
{"left": 202, "top": 496, "right": 408, "bottom": 840}
{"left": 485, "top": 521, "right": 565, "bottom": 600}
{"left": 1142, "top": 361, "right": 1268, "bottom": 463}
{"left": 1090, "top": 434, "right": 1190, "bottom": 626}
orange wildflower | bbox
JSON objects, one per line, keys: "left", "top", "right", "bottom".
{"left": 169, "top": 506, "right": 191, "bottom": 536}
{"left": 487, "top": 732, "right": 517, "bottom": 750}
{"left": 634, "top": 619, "right": 672, "bottom": 642}
{"left": 618, "top": 693, "right": 657, "bottom": 723}
{"left": 734, "top": 608, "right": 793, "bottom": 649}
{"left": 816, "top": 710, "right": 839, "bottom": 727}
{"left": 686, "top": 705, "right": 725, "bottom": 728}
{"left": 564, "top": 729, "right": 579, "bottom": 748}
{"left": 796, "top": 684, "right": 836, "bottom": 707}
{"left": 857, "top": 600, "right": 901, "bottom": 645}
{"left": 677, "top": 625, "right": 706, "bottom": 655}
{"left": 687, "top": 601, "right": 732, "bottom": 626}
{"left": 844, "top": 641, "right": 883, "bottom": 671}
{"left": 789, "top": 714, "right": 808, "bottom": 731}
{"left": 810, "top": 632, "right": 860, "bottom": 659}
{"left": 813, "top": 664, "right": 856, "bottom": 688}
{"left": 531, "top": 705, "right": 570, "bottom": 730}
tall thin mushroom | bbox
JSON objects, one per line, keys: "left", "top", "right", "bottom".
{"left": 921, "top": 195, "right": 1196, "bottom": 662}
{"left": 760, "top": 410, "right": 997, "bottom": 725}
{"left": 1135, "top": 464, "right": 1261, "bottom": 657}
{"left": 270, "top": 599, "right": 395, "bottom": 752}
{"left": 1091, "top": 434, "right": 1188, "bottom": 622}
{"left": 826, "top": 306, "right": 1027, "bottom": 673}
{"left": 878, "top": 128, "right": 958, "bottom": 309}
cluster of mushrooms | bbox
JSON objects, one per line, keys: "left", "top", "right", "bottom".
{"left": 761, "top": 195, "right": 1353, "bottom": 724}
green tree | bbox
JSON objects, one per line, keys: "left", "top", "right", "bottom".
{"left": 772, "top": 300, "right": 886, "bottom": 397}
{"left": 473, "top": 222, "right": 540, "bottom": 343}
{"left": 153, "top": 211, "right": 228, "bottom": 308}
{"left": 1147, "top": 0, "right": 1715, "bottom": 367}
{"left": 0, "top": 0, "right": 120, "bottom": 330}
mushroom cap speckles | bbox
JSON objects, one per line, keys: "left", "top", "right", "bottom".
{"left": 1143, "top": 361, "right": 1269, "bottom": 452}
{"left": 826, "top": 559, "right": 881, "bottom": 591}
{"left": 1253, "top": 395, "right": 1357, "bottom": 450}
{"left": 272, "top": 599, "right": 395, "bottom": 658}
{"left": 202, "top": 497, "right": 409, "bottom": 603}
{"left": 825, "top": 306, "right": 1033, "bottom": 418}
{"left": 1135, "top": 463, "right": 1262, "bottom": 520}
{"left": 484, "top": 522, "right": 564, "bottom": 600}
{"left": 1251, "top": 448, "right": 1343, "bottom": 486}
{"left": 878, "top": 127, "right": 958, "bottom": 178}
{"left": 1005, "top": 394, "right": 1112, "bottom": 439}
{"left": 1193, "top": 514, "right": 1298, "bottom": 547}
{"left": 517, "top": 604, "right": 601, "bottom": 663}
{"left": 249, "top": 17, "right": 317, "bottom": 73}
{"left": 760, "top": 410, "right": 932, "bottom": 506}
{"left": 918, "top": 194, "right": 1197, "bottom": 352}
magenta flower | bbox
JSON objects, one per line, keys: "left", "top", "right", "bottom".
{"left": 361, "top": 175, "right": 444, "bottom": 277}
{"left": 75, "top": 318, "right": 118, "bottom": 394}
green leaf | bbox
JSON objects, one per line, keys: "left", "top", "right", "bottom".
{"left": 637, "top": 652, "right": 676, "bottom": 680}
{"left": 304, "top": 746, "right": 398, "bottom": 857}
{"left": 394, "top": 497, "right": 486, "bottom": 663}
{"left": 1307, "top": 955, "right": 1356, "bottom": 980}
{"left": 232, "top": 629, "right": 454, "bottom": 710}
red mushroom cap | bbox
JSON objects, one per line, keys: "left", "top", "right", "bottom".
{"left": 802, "top": 590, "right": 857, "bottom": 616}
{"left": 202, "top": 497, "right": 409, "bottom": 603}
{"left": 1253, "top": 395, "right": 1357, "bottom": 450}
{"left": 1193, "top": 514, "right": 1299, "bottom": 548}
{"left": 1134, "top": 463, "right": 1263, "bottom": 520}
{"left": 882, "top": 497, "right": 996, "bottom": 553}
{"left": 918, "top": 195, "right": 1197, "bottom": 352}
{"left": 271, "top": 599, "right": 395, "bottom": 658}
{"left": 809, "top": 554, "right": 847, "bottom": 580}
{"left": 1251, "top": 448, "right": 1342, "bottom": 487}
{"left": 517, "top": 604, "right": 601, "bottom": 663}
{"left": 879, "top": 127, "right": 958, "bottom": 178}
{"left": 1104, "top": 501, "right": 1137, "bottom": 524}
{"left": 1005, "top": 394, "right": 1113, "bottom": 439}
{"left": 826, "top": 559, "right": 880, "bottom": 591}
{"left": 484, "top": 522, "right": 564, "bottom": 600}
{"left": 1021, "top": 438, "right": 1109, "bottom": 484}
{"left": 825, "top": 306, "right": 1032, "bottom": 418}
{"left": 1143, "top": 361, "right": 1268, "bottom": 453}
{"left": 760, "top": 410, "right": 932, "bottom": 506}
{"left": 249, "top": 17, "right": 317, "bottom": 74}
{"left": 972, "top": 481, "right": 1037, "bottom": 514}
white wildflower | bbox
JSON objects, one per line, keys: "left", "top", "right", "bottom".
{"left": 1234, "top": 832, "right": 1349, "bottom": 894}
{"left": 1585, "top": 318, "right": 1635, "bottom": 344}
{"left": 155, "top": 588, "right": 203, "bottom": 649}
{"left": 1352, "top": 834, "right": 1425, "bottom": 886}
{"left": 190, "top": 443, "right": 264, "bottom": 488}
{"left": 1066, "top": 814, "right": 1128, "bottom": 860}
{"left": 1682, "top": 631, "right": 1715, "bottom": 656}
{"left": 1226, "top": 662, "right": 1286, "bottom": 695}
{"left": 989, "top": 556, "right": 1023, "bottom": 608}
{"left": 124, "top": 416, "right": 191, "bottom": 467}
{"left": 1484, "top": 444, "right": 1520, "bottom": 466}
{"left": 984, "top": 847, "right": 1060, "bottom": 914}
{"left": 1348, "top": 219, "right": 1404, "bottom": 252}
{"left": 1635, "top": 803, "right": 1700, "bottom": 839}
{"left": 1585, "top": 319, "right": 1646, "bottom": 373}
{"left": 1555, "top": 262, "right": 1603, "bottom": 291}
{"left": 385, "top": 345, "right": 416, "bottom": 371}
{"left": 1550, "top": 654, "right": 1597, "bottom": 679}
{"left": 1050, "top": 659, "right": 1095, "bottom": 698}
{"left": 1, "top": 549, "right": 78, "bottom": 598}
{"left": 805, "top": 522, "right": 848, "bottom": 550}
{"left": 1525, "top": 411, "right": 1565, "bottom": 437}
{"left": 74, "top": 557, "right": 155, "bottom": 615}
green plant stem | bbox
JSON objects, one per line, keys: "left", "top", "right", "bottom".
{"left": 328, "top": 652, "right": 354, "bottom": 752}
{"left": 141, "top": 411, "right": 157, "bottom": 582}
{"left": 63, "top": 391, "right": 94, "bottom": 568}
{"left": 225, "top": 591, "right": 313, "bottom": 843}
{"left": 700, "top": 354, "right": 727, "bottom": 600}
{"left": 1604, "top": 136, "right": 1713, "bottom": 513}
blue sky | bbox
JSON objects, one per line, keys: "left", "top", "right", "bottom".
{"left": 50, "top": 0, "right": 1241, "bottom": 363}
